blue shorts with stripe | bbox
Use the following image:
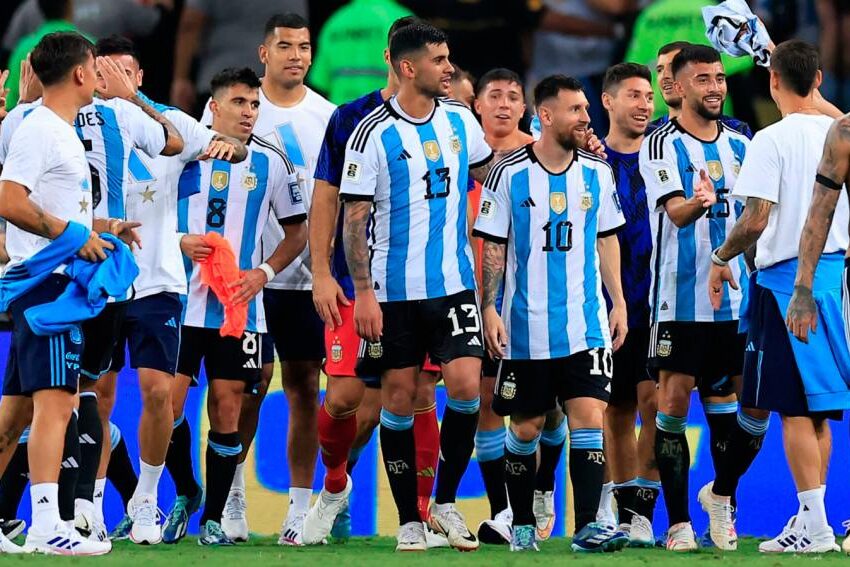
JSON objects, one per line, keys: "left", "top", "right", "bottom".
{"left": 109, "top": 292, "right": 182, "bottom": 375}
{"left": 3, "top": 275, "right": 83, "bottom": 395}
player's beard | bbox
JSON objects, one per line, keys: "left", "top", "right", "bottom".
{"left": 695, "top": 98, "right": 723, "bottom": 120}
{"left": 555, "top": 129, "right": 581, "bottom": 152}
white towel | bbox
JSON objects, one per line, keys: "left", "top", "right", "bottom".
{"left": 703, "top": 0, "right": 772, "bottom": 67}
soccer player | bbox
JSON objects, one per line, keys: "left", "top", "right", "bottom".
{"left": 475, "top": 74, "right": 628, "bottom": 553}
{"left": 176, "top": 67, "right": 307, "bottom": 546}
{"left": 339, "top": 22, "right": 494, "bottom": 551}
{"left": 639, "top": 45, "right": 752, "bottom": 551}
{"left": 305, "top": 15, "right": 447, "bottom": 548}
{"left": 0, "top": 31, "right": 114, "bottom": 555}
{"left": 83, "top": 35, "right": 247, "bottom": 545}
{"left": 729, "top": 40, "right": 850, "bottom": 553}
{"left": 599, "top": 62, "right": 661, "bottom": 547}
{"left": 448, "top": 65, "right": 475, "bottom": 108}
{"left": 198, "top": 14, "right": 335, "bottom": 543}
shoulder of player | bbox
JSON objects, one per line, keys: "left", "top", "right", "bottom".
{"left": 347, "top": 103, "right": 394, "bottom": 153}
{"left": 305, "top": 86, "right": 337, "bottom": 115}
{"left": 483, "top": 145, "right": 531, "bottom": 188}
{"left": 719, "top": 120, "right": 751, "bottom": 143}
{"left": 641, "top": 120, "right": 676, "bottom": 161}
{"left": 249, "top": 135, "right": 296, "bottom": 175}
{"left": 576, "top": 149, "right": 615, "bottom": 178}
{"left": 719, "top": 116, "right": 752, "bottom": 138}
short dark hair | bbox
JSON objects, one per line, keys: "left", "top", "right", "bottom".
{"left": 95, "top": 35, "right": 140, "bottom": 63}
{"left": 657, "top": 41, "right": 693, "bottom": 57}
{"left": 264, "top": 13, "right": 309, "bottom": 39}
{"left": 388, "top": 16, "right": 418, "bottom": 43}
{"left": 210, "top": 67, "right": 262, "bottom": 97}
{"left": 534, "top": 74, "right": 584, "bottom": 107}
{"left": 37, "top": 0, "right": 70, "bottom": 20}
{"left": 31, "top": 32, "right": 94, "bottom": 87}
{"left": 476, "top": 68, "right": 524, "bottom": 97}
{"left": 671, "top": 44, "right": 722, "bottom": 77}
{"left": 389, "top": 22, "right": 448, "bottom": 70}
{"left": 771, "top": 39, "right": 820, "bottom": 97}
{"left": 450, "top": 64, "right": 474, "bottom": 86}
{"left": 603, "top": 63, "right": 652, "bottom": 93}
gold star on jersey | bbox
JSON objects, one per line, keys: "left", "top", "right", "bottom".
{"left": 140, "top": 186, "right": 156, "bottom": 203}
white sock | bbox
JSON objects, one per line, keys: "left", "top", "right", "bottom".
{"left": 798, "top": 488, "right": 829, "bottom": 536}
{"left": 75, "top": 497, "right": 93, "bottom": 517}
{"left": 30, "top": 483, "right": 62, "bottom": 533}
{"left": 93, "top": 478, "right": 106, "bottom": 522}
{"left": 134, "top": 460, "right": 164, "bottom": 500}
{"left": 289, "top": 487, "right": 312, "bottom": 514}
{"left": 232, "top": 462, "right": 246, "bottom": 491}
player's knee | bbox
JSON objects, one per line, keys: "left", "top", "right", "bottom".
{"left": 382, "top": 383, "right": 416, "bottom": 415}
{"left": 141, "top": 380, "right": 171, "bottom": 411}
{"left": 636, "top": 386, "right": 658, "bottom": 416}
{"left": 655, "top": 412, "right": 687, "bottom": 435}
{"left": 659, "top": 388, "right": 690, "bottom": 416}
{"left": 507, "top": 422, "right": 542, "bottom": 449}
{"left": 326, "top": 390, "right": 361, "bottom": 416}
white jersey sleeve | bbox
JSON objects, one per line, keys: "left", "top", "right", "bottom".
{"left": 115, "top": 99, "right": 167, "bottom": 158}
{"left": 459, "top": 106, "right": 493, "bottom": 167}
{"left": 639, "top": 135, "right": 685, "bottom": 213}
{"left": 200, "top": 98, "right": 213, "bottom": 126}
{"left": 0, "top": 103, "right": 33, "bottom": 164}
{"left": 268, "top": 154, "right": 307, "bottom": 223}
{"left": 338, "top": 129, "right": 381, "bottom": 201}
{"left": 473, "top": 165, "right": 512, "bottom": 241}
{"left": 730, "top": 129, "right": 780, "bottom": 203}
{"left": 165, "top": 108, "right": 215, "bottom": 162}
{"left": 597, "top": 162, "right": 626, "bottom": 234}
{"left": 1, "top": 120, "right": 55, "bottom": 191}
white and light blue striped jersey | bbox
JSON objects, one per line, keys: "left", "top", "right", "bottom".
{"left": 473, "top": 145, "right": 625, "bottom": 360}
{"left": 639, "top": 118, "right": 750, "bottom": 323}
{"left": 338, "top": 96, "right": 493, "bottom": 302}
{"left": 177, "top": 137, "right": 306, "bottom": 333}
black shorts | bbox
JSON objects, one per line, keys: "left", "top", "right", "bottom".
{"left": 80, "top": 301, "right": 128, "bottom": 379}
{"left": 263, "top": 289, "right": 325, "bottom": 361}
{"left": 492, "top": 348, "right": 613, "bottom": 417}
{"left": 609, "top": 326, "right": 652, "bottom": 404}
{"left": 741, "top": 283, "right": 842, "bottom": 418}
{"left": 3, "top": 275, "right": 83, "bottom": 395}
{"left": 482, "top": 354, "right": 500, "bottom": 378}
{"left": 261, "top": 333, "right": 275, "bottom": 366}
{"left": 176, "top": 326, "right": 264, "bottom": 383}
{"left": 649, "top": 321, "right": 744, "bottom": 393}
{"left": 356, "top": 289, "right": 484, "bottom": 375}
{"left": 108, "top": 293, "right": 182, "bottom": 375}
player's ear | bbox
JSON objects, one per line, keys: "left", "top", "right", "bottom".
{"left": 258, "top": 43, "right": 268, "bottom": 66}
{"left": 400, "top": 58, "right": 415, "bottom": 80}
{"left": 473, "top": 96, "right": 482, "bottom": 115}
{"left": 209, "top": 98, "right": 219, "bottom": 116}
{"left": 673, "top": 79, "right": 685, "bottom": 98}
{"left": 601, "top": 91, "right": 613, "bottom": 112}
{"left": 137, "top": 69, "right": 144, "bottom": 89}
{"left": 813, "top": 69, "right": 823, "bottom": 91}
{"left": 383, "top": 48, "right": 390, "bottom": 66}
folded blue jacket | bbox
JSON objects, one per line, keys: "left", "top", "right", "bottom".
{"left": 0, "top": 221, "right": 139, "bottom": 336}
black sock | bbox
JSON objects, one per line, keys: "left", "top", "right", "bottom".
{"left": 568, "top": 429, "right": 605, "bottom": 532}
{"left": 165, "top": 417, "right": 199, "bottom": 499}
{"left": 504, "top": 430, "right": 538, "bottom": 526}
{"left": 0, "top": 442, "right": 29, "bottom": 519}
{"left": 379, "top": 410, "right": 419, "bottom": 525}
{"left": 717, "top": 412, "right": 767, "bottom": 498}
{"left": 74, "top": 393, "right": 102, "bottom": 502}
{"left": 106, "top": 436, "right": 138, "bottom": 509}
{"left": 58, "top": 414, "right": 80, "bottom": 521}
{"left": 199, "top": 431, "right": 241, "bottom": 526}
{"left": 478, "top": 459, "right": 507, "bottom": 518}
{"left": 434, "top": 401, "right": 478, "bottom": 504}
{"left": 536, "top": 441, "right": 564, "bottom": 493}
{"left": 654, "top": 413, "right": 690, "bottom": 525}
{"left": 613, "top": 484, "right": 638, "bottom": 525}
{"left": 632, "top": 480, "right": 660, "bottom": 522}
{"left": 704, "top": 403, "right": 737, "bottom": 500}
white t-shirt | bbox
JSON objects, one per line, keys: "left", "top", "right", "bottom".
{"left": 0, "top": 106, "right": 93, "bottom": 269}
{"left": 126, "top": 107, "right": 216, "bottom": 299}
{"left": 202, "top": 85, "right": 335, "bottom": 290}
{"left": 731, "top": 113, "right": 849, "bottom": 269}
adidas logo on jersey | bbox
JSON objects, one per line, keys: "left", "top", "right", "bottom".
{"left": 396, "top": 150, "right": 412, "bottom": 161}
{"left": 243, "top": 359, "right": 258, "bottom": 369}
{"left": 746, "top": 342, "right": 755, "bottom": 352}
{"left": 61, "top": 457, "right": 79, "bottom": 469}
{"left": 520, "top": 197, "right": 536, "bottom": 208}
{"left": 164, "top": 317, "right": 177, "bottom": 328}
{"left": 467, "top": 336, "right": 482, "bottom": 347}
{"left": 78, "top": 434, "right": 98, "bottom": 445}
{"left": 660, "top": 301, "right": 669, "bottom": 311}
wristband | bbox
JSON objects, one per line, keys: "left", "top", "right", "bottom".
{"left": 710, "top": 248, "right": 728, "bottom": 267}
{"left": 258, "top": 262, "right": 276, "bottom": 282}
{"left": 816, "top": 173, "right": 843, "bottom": 191}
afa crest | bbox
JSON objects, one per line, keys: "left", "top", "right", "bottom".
{"left": 368, "top": 341, "right": 383, "bottom": 359}
{"left": 211, "top": 171, "right": 229, "bottom": 191}
{"left": 331, "top": 338, "right": 343, "bottom": 363}
{"left": 706, "top": 160, "right": 723, "bottom": 181}
{"left": 500, "top": 373, "right": 517, "bottom": 400}
{"left": 580, "top": 191, "right": 593, "bottom": 211}
{"left": 242, "top": 172, "right": 257, "bottom": 190}
{"left": 449, "top": 135, "right": 461, "bottom": 154}
{"left": 550, "top": 192, "right": 567, "bottom": 214}
{"left": 423, "top": 141, "right": 441, "bottom": 162}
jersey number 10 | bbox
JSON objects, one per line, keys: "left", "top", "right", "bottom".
{"left": 542, "top": 220, "right": 573, "bottom": 252}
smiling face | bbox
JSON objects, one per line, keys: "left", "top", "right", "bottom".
{"left": 656, "top": 49, "right": 681, "bottom": 109}
{"left": 674, "top": 60, "right": 727, "bottom": 120}
{"left": 260, "top": 26, "right": 312, "bottom": 89}
{"left": 538, "top": 88, "right": 590, "bottom": 151}
{"left": 604, "top": 76, "right": 654, "bottom": 138}
{"left": 210, "top": 83, "right": 260, "bottom": 141}
{"left": 475, "top": 79, "right": 525, "bottom": 138}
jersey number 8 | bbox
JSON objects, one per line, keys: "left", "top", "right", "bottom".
{"left": 207, "top": 198, "right": 227, "bottom": 228}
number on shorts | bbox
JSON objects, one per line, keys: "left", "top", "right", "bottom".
{"left": 242, "top": 332, "right": 258, "bottom": 355}
{"left": 589, "top": 348, "right": 613, "bottom": 378}
{"left": 448, "top": 304, "right": 481, "bottom": 337}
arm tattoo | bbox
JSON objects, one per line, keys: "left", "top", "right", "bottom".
{"left": 471, "top": 157, "right": 495, "bottom": 184}
{"left": 343, "top": 201, "right": 373, "bottom": 293}
{"left": 127, "top": 94, "right": 182, "bottom": 148}
{"left": 717, "top": 197, "right": 771, "bottom": 261}
{"left": 796, "top": 185, "right": 840, "bottom": 287}
{"left": 481, "top": 240, "right": 506, "bottom": 309}
{"left": 212, "top": 133, "right": 248, "bottom": 162}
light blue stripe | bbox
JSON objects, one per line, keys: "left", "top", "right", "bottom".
{"left": 446, "top": 396, "right": 480, "bottom": 414}
{"left": 475, "top": 428, "right": 506, "bottom": 461}
{"left": 540, "top": 417, "right": 567, "bottom": 446}
{"left": 379, "top": 408, "right": 414, "bottom": 431}
{"left": 49, "top": 336, "right": 55, "bottom": 387}
{"left": 203, "top": 160, "right": 231, "bottom": 329}
{"left": 506, "top": 428, "right": 540, "bottom": 455}
{"left": 18, "top": 426, "right": 30, "bottom": 444}
{"left": 672, "top": 139, "right": 696, "bottom": 320}
{"left": 737, "top": 411, "right": 769, "bottom": 436}
{"left": 173, "top": 414, "right": 186, "bottom": 428}
{"left": 95, "top": 104, "right": 126, "bottom": 219}
{"left": 614, "top": 478, "right": 638, "bottom": 489}
{"left": 60, "top": 335, "right": 66, "bottom": 386}
{"left": 704, "top": 401, "right": 738, "bottom": 414}
{"left": 701, "top": 142, "right": 732, "bottom": 321}
{"left": 580, "top": 165, "right": 604, "bottom": 348}
{"left": 128, "top": 149, "right": 155, "bottom": 182}
{"left": 546, "top": 172, "right": 569, "bottom": 358}
{"left": 569, "top": 428, "right": 603, "bottom": 450}
{"left": 208, "top": 439, "right": 243, "bottom": 457}
{"left": 509, "top": 169, "right": 531, "bottom": 358}
{"left": 381, "top": 126, "right": 409, "bottom": 301}
{"left": 276, "top": 123, "right": 305, "bottom": 167}
{"left": 177, "top": 162, "right": 199, "bottom": 281}
{"left": 239, "top": 152, "right": 269, "bottom": 333}
{"left": 109, "top": 422, "right": 121, "bottom": 449}
{"left": 655, "top": 412, "right": 687, "bottom": 434}
{"left": 635, "top": 477, "right": 662, "bottom": 489}
{"left": 416, "top": 121, "right": 447, "bottom": 298}
{"left": 446, "top": 111, "right": 475, "bottom": 291}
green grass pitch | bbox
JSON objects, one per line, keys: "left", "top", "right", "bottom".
{"left": 5, "top": 537, "right": 850, "bottom": 565}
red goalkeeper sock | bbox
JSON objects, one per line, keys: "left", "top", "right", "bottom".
{"left": 318, "top": 402, "right": 357, "bottom": 494}
{"left": 414, "top": 404, "right": 439, "bottom": 520}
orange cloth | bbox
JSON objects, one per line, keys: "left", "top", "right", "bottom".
{"left": 198, "top": 232, "right": 247, "bottom": 338}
